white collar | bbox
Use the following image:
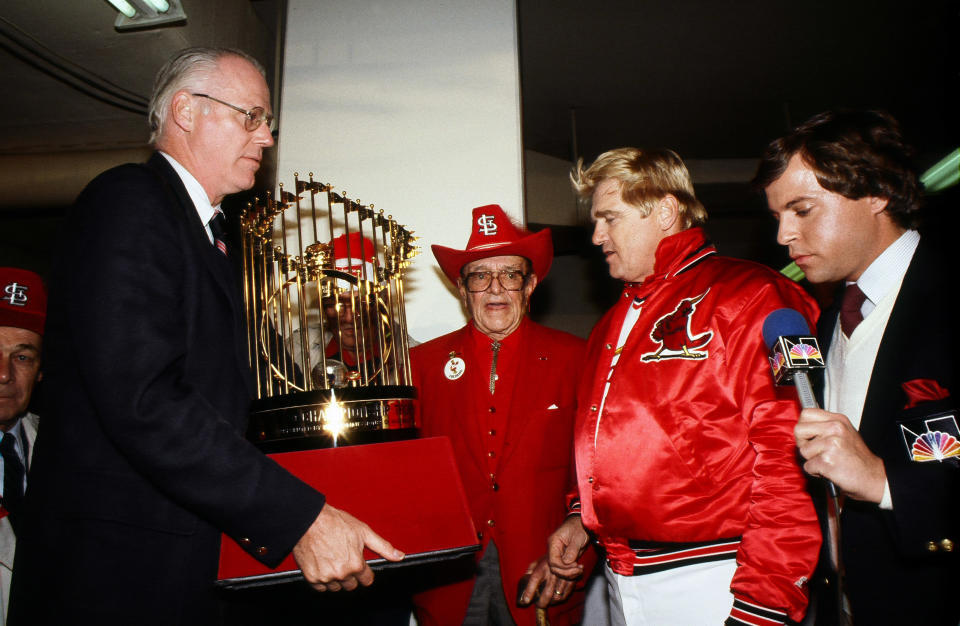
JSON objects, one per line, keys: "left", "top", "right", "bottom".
{"left": 851, "top": 229, "right": 919, "bottom": 307}
{"left": 159, "top": 151, "right": 221, "bottom": 227}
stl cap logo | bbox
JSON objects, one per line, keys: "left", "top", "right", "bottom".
{"left": 2, "top": 282, "right": 28, "bottom": 307}
{"left": 477, "top": 213, "right": 498, "bottom": 236}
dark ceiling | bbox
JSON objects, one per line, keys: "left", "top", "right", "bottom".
{"left": 1, "top": 0, "right": 957, "bottom": 275}
{"left": 518, "top": 0, "right": 959, "bottom": 169}
{"left": 3, "top": 1, "right": 956, "bottom": 165}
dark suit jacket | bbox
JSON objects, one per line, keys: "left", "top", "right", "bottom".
{"left": 818, "top": 237, "right": 959, "bottom": 625}
{"left": 9, "top": 154, "right": 326, "bottom": 625}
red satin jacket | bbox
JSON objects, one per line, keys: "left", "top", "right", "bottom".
{"left": 573, "top": 228, "right": 821, "bottom": 623}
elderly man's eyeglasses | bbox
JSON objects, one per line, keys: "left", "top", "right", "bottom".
{"left": 191, "top": 93, "right": 274, "bottom": 132}
{"left": 463, "top": 270, "right": 528, "bottom": 293}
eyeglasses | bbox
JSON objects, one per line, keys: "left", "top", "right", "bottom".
{"left": 462, "top": 270, "right": 528, "bottom": 292}
{"left": 191, "top": 93, "right": 274, "bottom": 132}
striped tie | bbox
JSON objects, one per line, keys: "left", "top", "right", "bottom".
{"left": 1, "top": 432, "right": 25, "bottom": 534}
{"left": 209, "top": 211, "right": 228, "bottom": 257}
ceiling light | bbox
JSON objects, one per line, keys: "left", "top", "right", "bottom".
{"left": 106, "top": 0, "right": 136, "bottom": 18}
{"left": 108, "top": 0, "right": 187, "bottom": 31}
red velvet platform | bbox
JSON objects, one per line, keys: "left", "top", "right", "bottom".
{"left": 217, "top": 436, "right": 479, "bottom": 589}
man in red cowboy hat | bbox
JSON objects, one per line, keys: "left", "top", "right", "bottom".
{"left": 410, "top": 205, "right": 588, "bottom": 626}
{"left": 545, "top": 148, "right": 821, "bottom": 626}
{"left": 0, "top": 267, "right": 45, "bottom": 623}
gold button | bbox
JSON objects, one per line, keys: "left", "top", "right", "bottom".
{"left": 256, "top": 546, "right": 268, "bottom": 556}
{"left": 492, "top": 483, "right": 499, "bottom": 491}
{"left": 488, "top": 429, "right": 496, "bottom": 436}
{"left": 605, "top": 343, "right": 612, "bottom": 350}
{"left": 487, "top": 519, "right": 495, "bottom": 527}
{"left": 927, "top": 541, "right": 939, "bottom": 552}
{"left": 941, "top": 539, "right": 954, "bottom": 552}
{"left": 489, "top": 407, "right": 496, "bottom": 413}
{"left": 488, "top": 451, "right": 495, "bottom": 458}
{"left": 239, "top": 537, "right": 252, "bottom": 546}
{"left": 588, "top": 477, "right": 594, "bottom": 483}
{"left": 590, "top": 405, "right": 598, "bottom": 412}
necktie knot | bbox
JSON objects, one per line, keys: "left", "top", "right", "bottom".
{"left": 840, "top": 282, "right": 867, "bottom": 337}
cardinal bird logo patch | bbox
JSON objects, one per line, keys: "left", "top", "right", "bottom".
{"left": 641, "top": 289, "right": 713, "bottom": 362}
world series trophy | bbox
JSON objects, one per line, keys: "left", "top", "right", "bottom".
{"left": 240, "top": 173, "right": 420, "bottom": 452}
{"left": 217, "top": 174, "right": 479, "bottom": 589}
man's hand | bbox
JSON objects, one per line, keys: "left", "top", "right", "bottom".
{"left": 292, "top": 504, "right": 404, "bottom": 592}
{"left": 794, "top": 408, "right": 887, "bottom": 503}
{"left": 518, "top": 556, "right": 575, "bottom": 609}
{"left": 546, "top": 515, "right": 589, "bottom": 580}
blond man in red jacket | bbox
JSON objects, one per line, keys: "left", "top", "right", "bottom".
{"left": 546, "top": 148, "right": 821, "bottom": 626}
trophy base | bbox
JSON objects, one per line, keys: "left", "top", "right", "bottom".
{"left": 247, "top": 385, "right": 417, "bottom": 452}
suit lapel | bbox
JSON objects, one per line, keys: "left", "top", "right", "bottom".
{"left": 500, "top": 325, "right": 544, "bottom": 468}
{"left": 451, "top": 329, "right": 488, "bottom": 473}
{"left": 858, "top": 242, "right": 932, "bottom": 443}
{"left": 145, "top": 153, "right": 254, "bottom": 397}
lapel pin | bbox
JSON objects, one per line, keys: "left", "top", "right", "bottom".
{"left": 444, "top": 352, "right": 465, "bottom": 380}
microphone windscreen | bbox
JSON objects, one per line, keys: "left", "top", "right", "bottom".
{"left": 761, "top": 308, "right": 812, "bottom": 349}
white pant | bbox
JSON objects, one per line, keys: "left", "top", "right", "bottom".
{"left": 595, "top": 559, "right": 738, "bottom": 626}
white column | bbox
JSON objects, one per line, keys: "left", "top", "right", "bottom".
{"left": 277, "top": 0, "right": 524, "bottom": 343}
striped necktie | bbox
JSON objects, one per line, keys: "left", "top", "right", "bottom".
{"left": 209, "top": 211, "right": 228, "bottom": 257}
{"left": 1, "top": 431, "right": 25, "bottom": 533}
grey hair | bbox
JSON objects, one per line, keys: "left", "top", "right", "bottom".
{"left": 148, "top": 47, "right": 266, "bottom": 145}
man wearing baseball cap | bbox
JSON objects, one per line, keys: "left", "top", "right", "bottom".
{"left": 0, "top": 267, "right": 45, "bottom": 624}
{"left": 410, "top": 205, "right": 588, "bottom": 626}
{"left": 288, "top": 233, "right": 388, "bottom": 387}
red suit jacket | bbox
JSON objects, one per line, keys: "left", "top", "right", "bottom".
{"left": 411, "top": 318, "right": 586, "bottom": 626}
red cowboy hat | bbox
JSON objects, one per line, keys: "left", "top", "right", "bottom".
{"left": 431, "top": 205, "right": 553, "bottom": 285}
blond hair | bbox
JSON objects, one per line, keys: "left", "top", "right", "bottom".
{"left": 572, "top": 147, "right": 707, "bottom": 229}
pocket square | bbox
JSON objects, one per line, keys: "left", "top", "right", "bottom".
{"left": 547, "top": 404, "right": 559, "bottom": 410}
{"left": 902, "top": 378, "right": 950, "bottom": 410}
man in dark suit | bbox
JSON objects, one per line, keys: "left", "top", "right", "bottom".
{"left": 9, "top": 47, "right": 401, "bottom": 625}
{"left": 755, "top": 109, "right": 958, "bottom": 625}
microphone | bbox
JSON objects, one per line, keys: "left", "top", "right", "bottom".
{"left": 762, "top": 307, "right": 844, "bottom": 623}
{"left": 762, "top": 308, "right": 824, "bottom": 410}
{"left": 761, "top": 308, "right": 837, "bottom": 503}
